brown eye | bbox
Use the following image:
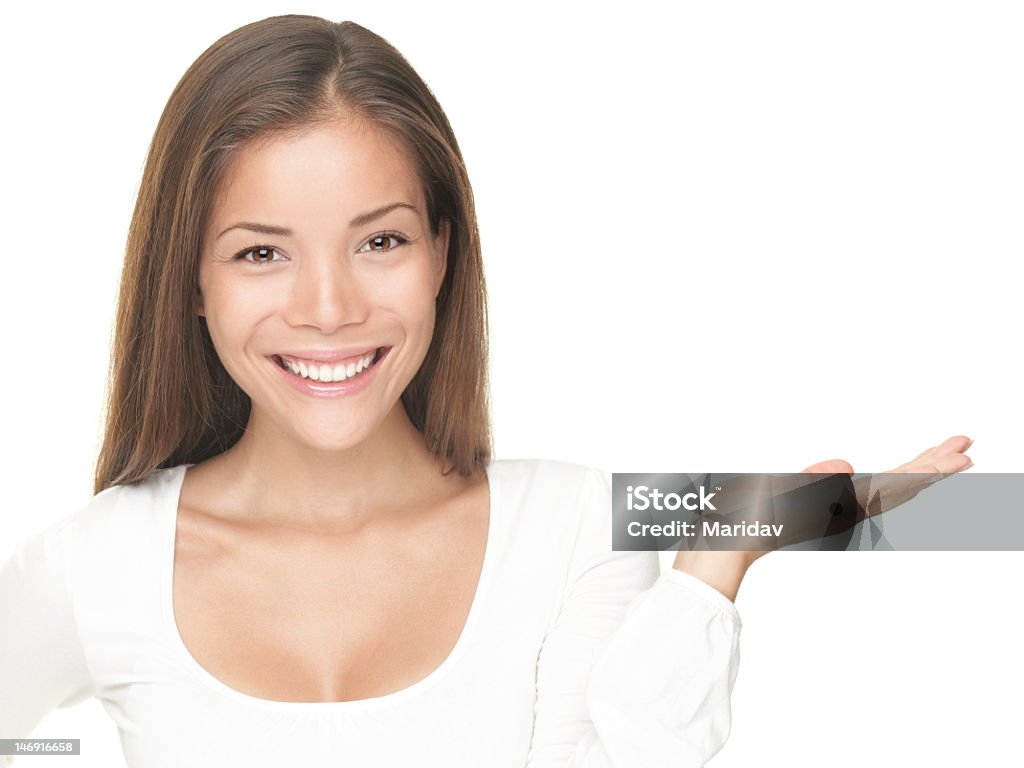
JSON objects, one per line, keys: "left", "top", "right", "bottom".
{"left": 359, "top": 233, "right": 409, "bottom": 253}
{"left": 234, "top": 246, "right": 284, "bottom": 265}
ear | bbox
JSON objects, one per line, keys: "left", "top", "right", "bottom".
{"left": 433, "top": 218, "right": 451, "bottom": 297}
{"left": 195, "top": 286, "right": 205, "bottom": 318}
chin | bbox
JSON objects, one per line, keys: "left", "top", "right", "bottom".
{"left": 292, "top": 422, "right": 375, "bottom": 453}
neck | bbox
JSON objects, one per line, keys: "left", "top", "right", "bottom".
{"left": 210, "top": 401, "right": 447, "bottom": 533}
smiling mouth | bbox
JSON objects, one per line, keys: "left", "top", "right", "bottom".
{"left": 270, "top": 346, "right": 390, "bottom": 383}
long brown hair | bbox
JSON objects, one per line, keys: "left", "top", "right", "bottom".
{"left": 93, "top": 15, "right": 491, "bottom": 494}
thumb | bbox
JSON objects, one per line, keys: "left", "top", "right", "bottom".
{"left": 800, "top": 459, "right": 854, "bottom": 474}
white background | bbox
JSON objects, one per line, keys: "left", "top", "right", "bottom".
{"left": 1, "top": 1, "right": 1021, "bottom": 765}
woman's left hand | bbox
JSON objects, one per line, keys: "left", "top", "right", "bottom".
{"left": 671, "top": 434, "right": 974, "bottom": 601}
{"left": 745, "top": 433, "right": 975, "bottom": 565}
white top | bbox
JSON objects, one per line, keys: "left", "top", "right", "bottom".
{"left": 0, "top": 459, "right": 742, "bottom": 767}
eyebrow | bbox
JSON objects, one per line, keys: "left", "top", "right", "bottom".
{"left": 215, "top": 202, "right": 420, "bottom": 240}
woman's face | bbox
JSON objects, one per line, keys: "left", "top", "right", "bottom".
{"left": 197, "top": 118, "right": 449, "bottom": 451}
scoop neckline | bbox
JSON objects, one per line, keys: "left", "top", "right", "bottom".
{"left": 159, "top": 460, "right": 499, "bottom": 712}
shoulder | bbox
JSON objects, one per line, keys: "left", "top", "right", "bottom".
{"left": 3, "top": 466, "right": 183, "bottom": 595}
{"left": 489, "top": 457, "right": 609, "bottom": 499}
{"left": 71, "top": 466, "right": 182, "bottom": 555}
{"left": 490, "top": 459, "right": 659, "bottom": 603}
{"left": 487, "top": 457, "right": 613, "bottom": 538}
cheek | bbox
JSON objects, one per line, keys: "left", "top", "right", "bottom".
{"left": 201, "top": 279, "right": 274, "bottom": 350}
{"left": 370, "top": 259, "right": 438, "bottom": 315}
{"left": 379, "top": 264, "right": 438, "bottom": 332}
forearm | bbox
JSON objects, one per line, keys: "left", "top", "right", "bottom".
{"left": 671, "top": 550, "right": 757, "bottom": 603}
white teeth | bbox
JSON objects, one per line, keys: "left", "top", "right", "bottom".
{"left": 281, "top": 351, "right": 376, "bottom": 383}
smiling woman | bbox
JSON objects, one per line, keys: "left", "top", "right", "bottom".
{"left": 0, "top": 13, "right": 740, "bottom": 768}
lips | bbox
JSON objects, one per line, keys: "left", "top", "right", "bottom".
{"left": 265, "top": 345, "right": 391, "bottom": 398}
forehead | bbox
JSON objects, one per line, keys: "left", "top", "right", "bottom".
{"left": 209, "top": 119, "right": 424, "bottom": 231}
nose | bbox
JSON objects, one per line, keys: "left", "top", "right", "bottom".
{"left": 282, "top": 252, "right": 370, "bottom": 334}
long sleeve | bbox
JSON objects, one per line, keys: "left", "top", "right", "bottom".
{"left": 0, "top": 514, "right": 96, "bottom": 765}
{"left": 525, "top": 468, "right": 742, "bottom": 767}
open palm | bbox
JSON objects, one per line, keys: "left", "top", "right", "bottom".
{"left": 748, "top": 434, "right": 976, "bottom": 561}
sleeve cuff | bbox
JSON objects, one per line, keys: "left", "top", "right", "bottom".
{"left": 658, "top": 567, "right": 743, "bottom": 629}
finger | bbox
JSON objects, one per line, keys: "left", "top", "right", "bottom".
{"left": 930, "top": 435, "right": 973, "bottom": 456}
{"left": 905, "top": 451, "right": 973, "bottom": 475}
{"left": 800, "top": 459, "right": 854, "bottom": 474}
{"left": 892, "top": 435, "right": 973, "bottom": 472}
{"left": 907, "top": 445, "right": 938, "bottom": 465}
